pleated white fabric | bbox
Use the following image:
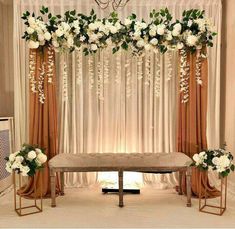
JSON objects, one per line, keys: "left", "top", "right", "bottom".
{"left": 13, "top": 0, "right": 225, "bottom": 190}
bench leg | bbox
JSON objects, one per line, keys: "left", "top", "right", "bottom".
{"left": 186, "top": 167, "right": 192, "bottom": 207}
{"left": 118, "top": 170, "right": 124, "bottom": 207}
{"left": 60, "top": 172, "right": 65, "bottom": 196}
{"left": 178, "top": 170, "right": 183, "bottom": 195}
{"left": 50, "top": 170, "right": 56, "bottom": 207}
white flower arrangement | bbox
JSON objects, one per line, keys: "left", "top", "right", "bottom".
{"left": 21, "top": 7, "right": 216, "bottom": 56}
{"left": 5, "top": 144, "right": 47, "bottom": 177}
{"left": 192, "top": 149, "right": 234, "bottom": 177}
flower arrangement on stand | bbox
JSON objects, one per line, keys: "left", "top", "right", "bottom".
{"left": 5, "top": 144, "right": 47, "bottom": 216}
{"left": 192, "top": 149, "right": 234, "bottom": 216}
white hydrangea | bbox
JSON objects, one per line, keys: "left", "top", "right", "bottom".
{"left": 187, "top": 34, "right": 198, "bottom": 46}
{"left": 27, "top": 27, "right": 34, "bottom": 34}
{"left": 20, "top": 165, "right": 30, "bottom": 176}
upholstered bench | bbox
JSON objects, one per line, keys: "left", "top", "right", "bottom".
{"left": 49, "top": 152, "right": 192, "bottom": 208}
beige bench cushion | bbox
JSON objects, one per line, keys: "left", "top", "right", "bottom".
{"left": 49, "top": 152, "right": 192, "bottom": 172}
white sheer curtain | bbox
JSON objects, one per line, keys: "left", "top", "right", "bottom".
{"left": 13, "top": 0, "right": 224, "bottom": 190}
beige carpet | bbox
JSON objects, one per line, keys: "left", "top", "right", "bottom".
{"left": 0, "top": 185, "right": 235, "bottom": 228}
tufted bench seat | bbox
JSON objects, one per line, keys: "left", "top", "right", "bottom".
{"left": 49, "top": 152, "right": 192, "bottom": 207}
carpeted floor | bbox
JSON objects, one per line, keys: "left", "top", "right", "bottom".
{"left": 0, "top": 185, "right": 235, "bottom": 228}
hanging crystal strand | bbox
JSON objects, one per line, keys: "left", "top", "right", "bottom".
{"left": 195, "top": 49, "right": 203, "bottom": 85}
{"left": 154, "top": 50, "right": 161, "bottom": 97}
{"left": 125, "top": 53, "right": 132, "bottom": 98}
{"left": 166, "top": 50, "right": 173, "bottom": 81}
{"left": 145, "top": 51, "right": 151, "bottom": 86}
{"left": 97, "top": 50, "right": 104, "bottom": 101}
{"left": 115, "top": 50, "right": 121, "bottom": 84}
{"left": 62, "top": 56, "right": 68, "bottom": 101}
{"left": 47, "top": 46, "right": 54, "bottom": 83}
{"left": 38, "top": 62, "right": 46, "bottom": 104}
{"left": 137, "top": 55, "right": 143, "bottom": 80}
{"left": 103, "top": 48, "right": 109, "bottom": 84}
{"left": 75, "top": 49, "right": 82, "bottom": 85}
{"left": 88, "top": 55, "right": 94, "bottom": 89}
{"left": 179, "top": 49, "right": 190, "bottom": 103}
{"left": 28, "top": 51, "right": 37, "bottom": 93}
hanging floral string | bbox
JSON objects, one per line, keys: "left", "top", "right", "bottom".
{"left": 88, "top": 55, "right": 95, "bottom": 89}
{"left": 97, "top": 51, "right": 104, "bottom": 100}
{"left": 166, "top": 50, "right": 173, "bottom": 81}
{"left": 115, "top": 51, "right": 121, "bottom": 84}
{"left": 62, "top": 58, "right": 68, "bottom": 101}
{"left": 179, "top": 49, "right": 190, "bottom": 103}
{"left": 47, "top": 46, "right": 54, "bottom": 83}
{"left": 144, "top": 51, "right": 151, "bottom": 86}
{"left": 137, "top": 55, "right": 143, "bottom": 80}
{"left": 154, "top": 50, "right": 161, "bottom": 97}
{"left": 195, "top": 50, "right": 203, "bottom": 85}
{"left": 38, "top": 62, "right": 46, "bottom": 104}
{"left": 75, "top": 49, "right": 82, "bottom": 85}
{"left": 28, "top": 51, "right": 37, "bottom": 93}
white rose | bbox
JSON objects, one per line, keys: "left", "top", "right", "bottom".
{"left": 110, "top": 26, "right": 118, "bottom": 34}
{"left": 220, "top": 156, "right": 230, "bottom": 167}
{"left": 28, "top": 150, "right": 37, "bottom": 160}
{"left": 124, "top": 18, "right": 132, "bottom": 26}
{"left": 28, "top": 16, "right": 35, "bottom": 25}
{"left": 20, "top": 166, "right": 30, "bottom": 176}
{"left": 150, "top": 38, "right": 158, "bottom": 46}
{"left": 187, "top": 35, "right": 198, "bottom": 46}
{"left": 115, "top": 22, "right": 122, "bottom": 30}
{"left": 28, "top": 40, "right": 40, "bottom": 49}
{"left": 149, "top": 29, "right": 156, "bottom": 37}
{"left": 9, "top": 153, "right": 16, "bottom": 162}
{"left": 193, "top": 154, "right": 200, "bottom": 163}
{"left": 166, "top": 32, "right": 173, "bottom": 41}
{"left": 212, "top": 157, "right": 219, "bottom": 165}
{"left": 52, "top": 40, "right": 59, "bottom": 48}
{"left": 27, "top": 27, "right": 34, "bottom": 34}
{"left": 11, "top": 161, "right": 21, "bottom": 169}
{"left": 75, "top": 28, "right": 80, "bottom": 34}
{"left": 5, "top": 162, "right": 12, "bottom": 173}
{"left": 177, "top": 42, "right": 184, "bottom": 49}
{"left": 173, "top": 23, "right": 182, "bottom": 32}
{"left": 72, "top": 20, "right": 79, "bottom": 28}
{"left": 136, "top": 39, "right": 145, "bottom": 48}
{"left": 55, "top": 29, "right": 64, "bottom": 37}
{"left": 37, "top": 153, "right": 47, "bottom": 164}
{"left": 38, "top": 34, "right": 45, "bottom": 41}
{"left": 172, "top": 29, "right": 180, "bottom": 37}
{"left": 35, "top": 148, "right": 42, "bottom": 154}
{"left": 199, "top": 151, "right": 206, "bottom": 157}
{"left": 44, "top": 32, "right": 51, "bottom": 41}
{"left": 88, "top": 23, "right": 97, "bottom": 31}
{"left": 15, "top": 156, "right": 24, "bottom": 163}
{"left": 133, "top": 30, "right": 141, "bottom": 40}
{"left": 156, "top": 24, "right": 165, "bottom": 35}
{"left": 90, "top": 43, "right": 98, "bottom": 51}
{"left": 61, "top": 22, "right": 70, "bottom": 31}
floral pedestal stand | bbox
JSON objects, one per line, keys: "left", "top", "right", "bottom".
{"left": 199, "top": 171, "right": 227, "bottom": 216}
{"left": 13, "top": 171, "right": 43, "bottom": 216}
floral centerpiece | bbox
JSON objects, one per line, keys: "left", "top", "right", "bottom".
{"left": 5, "top": 144, "right": 47, "bottom": 177}
{"left": 192, "top": 149, "right": 234, "bottom": 177}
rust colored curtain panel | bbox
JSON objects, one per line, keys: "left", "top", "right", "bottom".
{"left": 177, "top": 49, "right": 220, "bottom": 198}
{"left": 18, "top": 47, "right": 60, "bottom": 198}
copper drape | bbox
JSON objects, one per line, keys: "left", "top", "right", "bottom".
{"left": 19, "top": 46, "right": 60, "bottom": 198}
{"left": 177, "top": 49, "right": 220, "bottom": 197}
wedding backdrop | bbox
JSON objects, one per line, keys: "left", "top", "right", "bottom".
{"left": 12, "top": 0, "right": 235, "bottom": 198}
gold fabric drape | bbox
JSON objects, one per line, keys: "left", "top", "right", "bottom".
{"left": 19, "top": 46, "right": 60, "bottom": 198}
{"left": 177, "top": 49, "right": 220, "bottom": 197}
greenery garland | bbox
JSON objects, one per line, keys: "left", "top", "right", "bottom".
{"left": 21, "top": 6, "right": 217, "bottom": 55}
